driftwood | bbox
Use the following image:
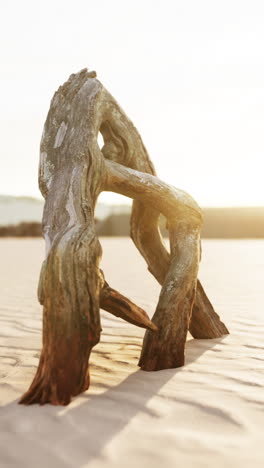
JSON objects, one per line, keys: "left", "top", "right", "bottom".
{"left": 20, "top": 69, "right": 228, "bottom": 405}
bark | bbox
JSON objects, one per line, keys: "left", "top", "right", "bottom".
{"left": 20, "top": 68, "right": 228, "bottom": 405}
{"left": 104, "top": 160, "right": 202, "bottom": 369}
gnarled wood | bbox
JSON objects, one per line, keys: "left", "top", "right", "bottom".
{"left": 104, "top": 159, "right": 202, "bottom": 369}
{"left": 20, "top": 68, "right": 228, "bottom": 405}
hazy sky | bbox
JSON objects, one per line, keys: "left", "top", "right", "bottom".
{"left": 1, "top": 0, "right": 264, "bottom": 206}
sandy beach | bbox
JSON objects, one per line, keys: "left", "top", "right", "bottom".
{"left": 0, "top": 237, "right": 263, "bottom": 468}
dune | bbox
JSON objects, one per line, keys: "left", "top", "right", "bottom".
{"left": 0, "top": 237, "right": 263, "bottom": 468}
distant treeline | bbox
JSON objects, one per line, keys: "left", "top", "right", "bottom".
{"left": 0, "top": 222, "right": 42, "bottom": 237}
{"left": 97, "top": 207, "right": 264, "bottom": 238}
{"left": 201, "top": 207, "right": 264, "bottom": 238}
{"left": 0, "top": 207, "right": 264, "bottom": 238}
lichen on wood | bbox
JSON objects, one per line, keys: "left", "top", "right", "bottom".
{"left": 20, "top": 68, "right": 228, "bottom": 405}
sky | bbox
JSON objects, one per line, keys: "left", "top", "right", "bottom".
{"left": 0, "top": 0, "right": 264, "bottom": 207}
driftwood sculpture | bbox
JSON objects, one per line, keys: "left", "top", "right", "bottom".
{"left": 20, "top": 69, "right": 228, "bottom": 405}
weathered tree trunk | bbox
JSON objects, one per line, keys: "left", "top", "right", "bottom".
{"left": 20, "top": 69, "right": 228, "bottom": 405}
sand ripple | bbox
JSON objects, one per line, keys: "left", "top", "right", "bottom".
{"left": 0, "top": 238, "right": 264, "bottom": 468}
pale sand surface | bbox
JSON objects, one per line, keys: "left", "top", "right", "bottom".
{"left": 0, "top": 238, "right": 263, "bottom": 467}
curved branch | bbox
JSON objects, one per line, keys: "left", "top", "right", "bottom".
{"left": 130, "top": 203, "right": 228, "bottom": 338}
{"left": 104, "top": 159, "right": 202, "bottom": 369}
{"left": 104, "top": 160, "right": 202, "bottom": 217}
{"left": 100, "top": 280, "right": 158, "bottom": 332}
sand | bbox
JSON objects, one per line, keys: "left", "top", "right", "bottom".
{"left": 0, "top": 238, "right": 263, "bottom": 468}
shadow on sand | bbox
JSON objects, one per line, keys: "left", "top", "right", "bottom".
{"left": 1, "top": 337, "right": 226, "bottom": 467}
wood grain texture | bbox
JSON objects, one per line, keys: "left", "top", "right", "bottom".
{"left": 20, "top": 69, "right": 228, "bottom": 405}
